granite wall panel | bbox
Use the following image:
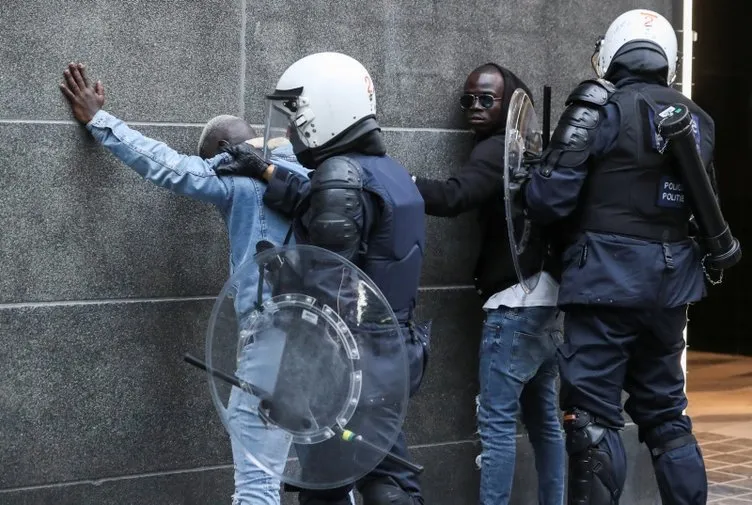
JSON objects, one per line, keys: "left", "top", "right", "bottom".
{"left": 0, "top": 1, "right": 671, "bottom": 503}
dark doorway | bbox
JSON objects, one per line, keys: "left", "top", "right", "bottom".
{"left": 688, "top": 1, "right": 752, "bottom": 355}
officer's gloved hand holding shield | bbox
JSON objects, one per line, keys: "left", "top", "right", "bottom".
{"left": 205, "top": 244, "right": 411, "bottom": 490}
{"left": 507, "top": 155, "right": 532, "bottom": 194}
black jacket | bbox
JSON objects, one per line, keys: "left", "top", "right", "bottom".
{"left": 416, "top": 132, "right": 552, "bottom": 301}
{"left": 414, "top": 65, "right": 554, "bottom": 301}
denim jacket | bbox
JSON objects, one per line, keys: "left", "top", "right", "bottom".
{"left": 86, "top": 110, "right": 309, "bottom": 314}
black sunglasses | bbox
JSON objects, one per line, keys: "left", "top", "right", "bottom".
{"left": 460, "top": 93, "right": 502, "bottom": 110}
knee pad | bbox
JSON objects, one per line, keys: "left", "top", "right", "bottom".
{"left": 641, "top": 416, "right": 706, "bottom": 505}
{"left": 360, "top": 478, "right": 414, "bottom": 505}
{"left": 564, "top": 408, "right": 621, "bottom": 505}
{"left": 641, "top": 415, "right": 697, "bottom": 459}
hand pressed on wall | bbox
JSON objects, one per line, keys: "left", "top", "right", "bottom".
{"left": 59, "top": 62, "right": 105, "bottom": 124}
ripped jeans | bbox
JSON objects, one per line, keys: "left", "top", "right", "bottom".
{"left": 227, "top": 325, "right": 363, "bottom": 505}
{"left": 227, "top": 391, "right": 357, "bottom": 505}
{"left": 476, "top": 306, "right": 565, "bottom": 505}
{"left": 228, "top": 388, "right": 289, "bottom": 505}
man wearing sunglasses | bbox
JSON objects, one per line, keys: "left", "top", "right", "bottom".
{"left": 411, "top": 63, "right": 565, "bottom": 505}
{"left": 58, "top": 62, "right": 313, "bottom": 505}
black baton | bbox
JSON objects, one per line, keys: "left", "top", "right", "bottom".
{"left": 183, "top": 354, "right": 424, "bottom": 475}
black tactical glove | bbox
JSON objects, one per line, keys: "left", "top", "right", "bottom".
{"left": 509, "top": 150, "right": 543, "bottom": 192}
{"left": 215, "top": 142, "right": 272, "bottom": 179}
{"left": 508, "top": 163, "right": 531, "bottom": 193}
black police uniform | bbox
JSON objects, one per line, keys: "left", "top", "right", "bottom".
{"left": 522, "top": 47, "right": 719, "bottom": 505}
{"left": 262, "top": 120, "right": 429, "bottom": 505}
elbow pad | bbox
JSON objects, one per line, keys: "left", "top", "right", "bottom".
{"left": 307, "top": 156, "right": 365, "bottom": 253}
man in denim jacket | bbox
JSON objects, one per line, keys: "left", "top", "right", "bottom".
{"left": 59, "top": 62, "right": 310, "bottom": 505}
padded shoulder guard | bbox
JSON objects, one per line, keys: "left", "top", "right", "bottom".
{"left": 565, "top": 78, "right": 616, "bottom": 107}
{"left": 541, "top": 81, "right": 613, "bottom": 175}
{"left": 306, "top": 156, "right": 365, "bottom": 255}
{"left": 311, "top": 156, "right": 363, "bottom": 192}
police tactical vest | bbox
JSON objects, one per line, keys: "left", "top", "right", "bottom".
{"left": 579, "top": 82, "right": 715, "bottom": 242}
{"left": 336, "top": 153, "right": 426, "bottom": 321}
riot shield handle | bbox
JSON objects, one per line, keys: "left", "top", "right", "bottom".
{"left": 183, "top": 353, "right": 425, "bottom": 475}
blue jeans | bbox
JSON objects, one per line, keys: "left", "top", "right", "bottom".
{"left": 477, "top": 306, "right": 565, "bottom": 505}
{"left": 228, "top": 392, "right": 358, "bottom": 505}
{"left": 227, "top": 330, "right": 293, "bottom": 505}
{"left": 228, "top": 388, "right": 289, "bottom": 505}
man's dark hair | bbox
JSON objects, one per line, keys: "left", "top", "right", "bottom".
{"left": 471, "top": 62, "right": 534, "bottom": 115}
{"left": 197, "top": 115, "right": 258, "bottom": 159}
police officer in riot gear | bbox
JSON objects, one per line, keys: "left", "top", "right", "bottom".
{"left": 222, "top": 52, "right": 428, "bottom": 505}
{"left": 517, "top": 9, "right": 733, "bottom": 505}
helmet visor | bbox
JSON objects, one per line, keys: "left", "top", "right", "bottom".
{"left": 261, "top": 99, "right": 297, "bottom": 159}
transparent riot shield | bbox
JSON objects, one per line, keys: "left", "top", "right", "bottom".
{"left": 503, "top": 88, "right": 546, "bottom": 294}
{"left": 204, "top": 244, "right": 411, "bottom": 490}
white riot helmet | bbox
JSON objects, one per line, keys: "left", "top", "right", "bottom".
{"left": 591, "top": 9, "right": 678, "bottom": 84}
{"left": 260, "top": 52, "right": 377, "bottom": 161}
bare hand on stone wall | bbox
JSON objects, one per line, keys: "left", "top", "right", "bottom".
{"left": 59, "top": 62, "right": 105, "bottom": 124}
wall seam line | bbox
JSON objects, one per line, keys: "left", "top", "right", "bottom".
{"left": 0, "top": 439, "right": 494, "bottom": 492}
{"left": 0, "top": 119, "right": 471, "bottom": 134}
{"left": 0, "top": 286, "right": 475, "bottom": 309}
{"left": 238, "top": 0, "right": 247, "bottom": 118}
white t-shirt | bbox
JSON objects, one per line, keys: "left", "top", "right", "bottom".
{"left": 482, "top": 271, "right": 559, "bottom": 310}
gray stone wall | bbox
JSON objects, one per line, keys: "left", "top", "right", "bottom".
{"left": 1, "top": 1, "right": 671, "bottom": 503}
